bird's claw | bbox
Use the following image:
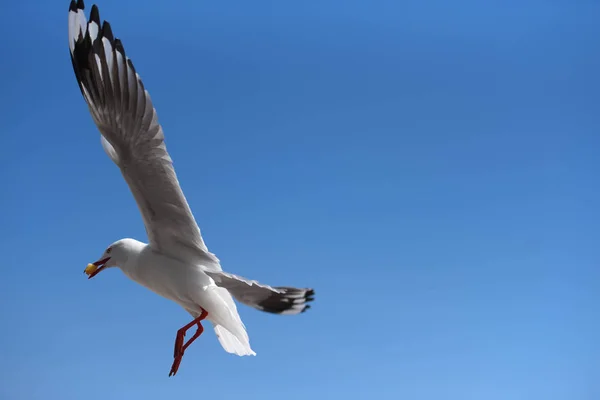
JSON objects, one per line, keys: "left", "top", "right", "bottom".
{"left": 170, "top": 337, "right": 185, "bottom": 376}
{"left": 169, "top": 355, "right": 183, "bottom": 377}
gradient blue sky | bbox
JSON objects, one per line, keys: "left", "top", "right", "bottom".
{"left": 0, "top": 0, "right": 598, "bottom": 399}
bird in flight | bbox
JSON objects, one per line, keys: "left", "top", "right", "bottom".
{"left": 68, "top": 0, "right": 315, "bottom": 376}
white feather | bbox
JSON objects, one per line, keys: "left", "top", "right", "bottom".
{"left": 68, "top": 7, "right": 87, "bottom": 52}
{"left": 87, "top": 20, "right": 99, "bottom": 42}
{"left": 213, "top": 323, "right": 256, "bottom": 356}
{"left": 102, "top": 37, "right": 114, "bottom": 85}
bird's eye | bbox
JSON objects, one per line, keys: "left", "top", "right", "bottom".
{"left": 106, "top": 248, "right": 112, "bottom": 254}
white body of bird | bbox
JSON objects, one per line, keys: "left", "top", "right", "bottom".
{"left": 109, "top": 239, "right": 254, "bottom": 355}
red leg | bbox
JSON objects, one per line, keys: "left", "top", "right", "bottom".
{"left": 182, "top": 323, "right": 204, "bottom": 353}
{"left": 169, "top": 309, "right": 208, "bottom": 377}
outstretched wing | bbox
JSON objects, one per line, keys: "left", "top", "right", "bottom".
{"left": 205, "top": 270, "right": 315, "bottom": 315}
{"left": 68, "top": 0, "right": 219, "bottom": 269}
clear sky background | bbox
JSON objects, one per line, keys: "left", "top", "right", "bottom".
{"left": 0, "top": 0, "right": 598, "bottom": 399}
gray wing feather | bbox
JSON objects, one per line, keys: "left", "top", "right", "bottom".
{"left": 206, "top": 270, "right": 315, "bottom": 315}
{"left": 68, "top": 1, "right": 219, "bottom": 268}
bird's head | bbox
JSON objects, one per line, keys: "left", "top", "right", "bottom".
{"left": 84, "top": 239, "right": 138, "bottom": 279}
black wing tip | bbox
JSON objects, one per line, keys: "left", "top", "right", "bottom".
{"left": 90, "top": 4, "right": 100, "bottom": 24}
{"left": 69, "top": 0, "right": 84, "bottom": 12}
{"left": 71, "top": 2, "right": 125, "bottom": 56}
{"left": 102, "top": 21, "right": 114, "bottom": 41}
{"left": 257, "top": 287, "right": 315, "bottom": 315}
{"left": 114, "top": 38, "right": 125, "bottom": 54}
{"left": 69, "top": 0, "right": 128, "bottom": 102}
{"left": 304, "top": 289, "right": 315, "bottom": 308}
{"left": 304, "top": 288, "right": 315, "bottom": 304}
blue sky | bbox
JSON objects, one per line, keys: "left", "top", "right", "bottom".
{"left": 0, "top": 0, "right": 598, "bottom": 399}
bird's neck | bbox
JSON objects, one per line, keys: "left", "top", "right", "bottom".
{"left": 117, "top": 239, "right": 147, "bottom": 276}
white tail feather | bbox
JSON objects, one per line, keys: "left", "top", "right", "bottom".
{"left": 212, "top": 323, "right": 256, "bottom": 356}
{"left": 206, "top": 286, "right": 256, "bottom": 356}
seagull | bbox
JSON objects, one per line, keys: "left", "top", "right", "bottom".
{"left": 68, "top": 0, "right": 315, "bottom": 376}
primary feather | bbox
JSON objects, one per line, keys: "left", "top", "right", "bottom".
{"left": 68, "top": 0, "right": 220, "bottom": 270}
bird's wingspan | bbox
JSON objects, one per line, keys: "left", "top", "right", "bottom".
{"left": 68, "top": 0, "right": 220, "bottom": 269}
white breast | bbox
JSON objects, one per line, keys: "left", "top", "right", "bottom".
{"left": 122, "top": 246, "right": 214, "bottom": 312}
